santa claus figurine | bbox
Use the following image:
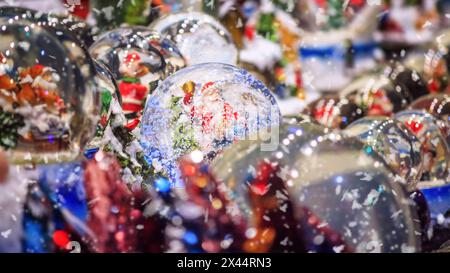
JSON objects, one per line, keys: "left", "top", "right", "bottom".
{"left": 187, "top": 81, "right": 238, "bottom": 151}
{"left": 118, "top": 52, "right": 159, "bottom": 131}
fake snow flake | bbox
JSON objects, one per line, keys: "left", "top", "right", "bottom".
{"left": 1, "top": 229, "right": 11, "bottom": 238}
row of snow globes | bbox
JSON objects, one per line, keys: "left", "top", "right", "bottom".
{"left": 0, "top": 5, "right": 449, "bottom": 253}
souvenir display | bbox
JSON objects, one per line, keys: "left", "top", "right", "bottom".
{"left": 210, "top": 122, "right": 421, "bottom": 253}
{"left": 1, "top": 0, "right": 450, "bottom": 255}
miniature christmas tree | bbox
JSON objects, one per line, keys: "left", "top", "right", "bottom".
{"left": 327, "top": 0, "right": 346, "bottom": 29}
{"left": 0, "top": 109, "right": 24, "bottom": 149}
{"left": 169, "top": 95, "right": 199, "bottom": 159}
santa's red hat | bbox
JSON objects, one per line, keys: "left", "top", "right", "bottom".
{"left": 124, "top": 53, "right": 141, "bottom": 64}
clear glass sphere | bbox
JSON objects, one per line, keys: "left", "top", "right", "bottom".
{"left": 384, "top": 63, "right": 429, "bottom": 100}
{"left": 304, "top": 95, "right": 364, "bottom": 129}
{"left": 344, "top": 116, "right": 423, "bottom": 190}
{"left": 89, "top": 26, "right": 186, "bottom": 130}
{"left": 141, "top": 63, "right": 281, "bottom": 180}
{"left": 0, "top": 18, "right": 99, "bottom": 164}
{"left": 410, "top": 94, "right": 450, "bottom": 146}
{"left": 395, "top": 110, "right": 450, "bottom": 181}
{"left": 150, "top": 12, "right": 238, "bottom": 66}
{"left": 210, "top": 122, "right": 420, "bottom": 252}
{"left": 410, "top": 93, "right": 450, "bottom": 124}
{"left": 340, "top": 74, "right": 413, "bottom": 117}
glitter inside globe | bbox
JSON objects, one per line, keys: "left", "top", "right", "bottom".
{"left": 150, "top": 12, "right": 238, "bottom": 66}
{"left": 340, "top": 74, "right": 413, "bottom": 117}
{"left": 0, "top": 18, "right": 99, "bottom": 164}
{"left": 395, "top": 110, "right": 450, "bottom": 181}
{"left": 141, "top": 63, "right": 281, "bottom": 180}
{"left": 304, "top": 95, "right": 364, "bottom": 129}
{"left": 344, "top": 116, "right": 423, "bottom": 190}
{"left": 210, "top": 122, "right": 420, "bottom": 253}
{"left": 89, "top": 26, "right": 186, "bottom": 131}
